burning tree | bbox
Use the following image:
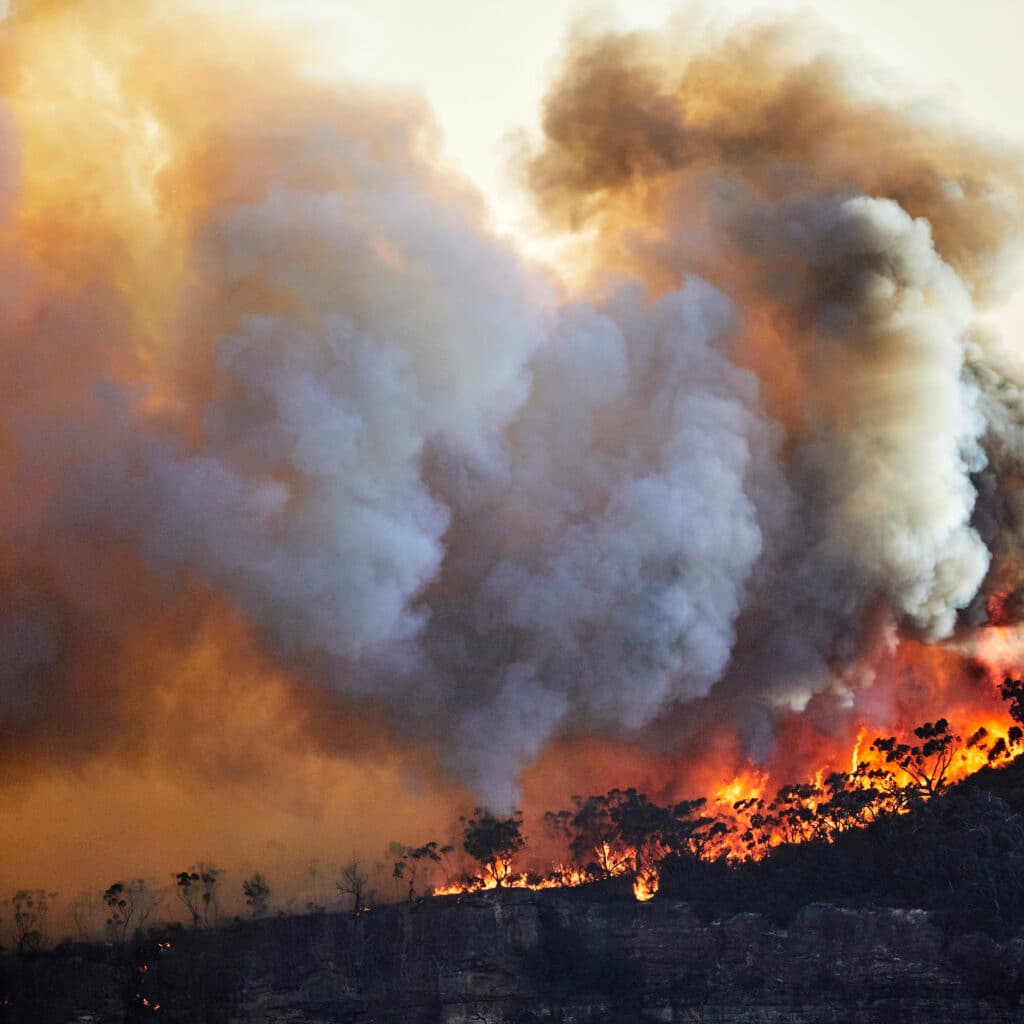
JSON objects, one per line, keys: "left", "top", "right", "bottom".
{"left": 461, "top": 809, "right": 525, "bottom": 887}
{"left": 547, "top": 789, "right": 725, "bottom": 884}
{"left": 431, "top": 698, "right": 1024, "bottom": 904}
{"left": 871, "top": 719, "right": 961, "bottom": 797}
{"left": 1000, "top": 677, "right": 1024, "bottom": 725}
{"left": 175, "top": 863, "right": 222, "bottom": 928}
{"left": 665, "top": 798, "right": 729, "bottom": 859}
{"left": 814, "top": 767, "right": 894, "bottom": 834}
{"left": 545, "top": 794, "right": 629, "bottom": 880}
{"left": 608, "top": 789, "right": 668, "bottom": 875}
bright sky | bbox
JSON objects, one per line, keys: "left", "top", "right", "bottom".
{"left": 6, "top": 0, "right": 1018, "bottom": 317}
{"left": 238, "top": 1, "right": 1023, "bottom": 229}
{"left": 232, "top": 0, "right": 1024, "bottom": 330}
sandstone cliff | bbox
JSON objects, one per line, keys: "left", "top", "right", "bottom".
{"left": 3, "top": 890, "right": 1024, "bottom": 1022}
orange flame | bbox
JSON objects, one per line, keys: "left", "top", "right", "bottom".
{"left": 439, "top": 627, "right": 1022, "bottom": 897}
{"left": 632, "top": 870, "right": 658, "bottom": 902}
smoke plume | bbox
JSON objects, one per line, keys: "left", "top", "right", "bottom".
{"left": 1, "top": 1, "right": 1024, "bottom": 903}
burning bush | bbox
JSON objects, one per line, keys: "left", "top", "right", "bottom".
{"left": 433, "top": 684, "right": 1024, "bottom": 907}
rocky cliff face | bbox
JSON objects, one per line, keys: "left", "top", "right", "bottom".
{"left": 4, "top": 890, "right": 1024, "bottom": 1023}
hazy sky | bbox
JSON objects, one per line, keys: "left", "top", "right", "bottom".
{"left": 226, "top": 0, "right": 1023, "bottom": 327}
{"left": 6, "top": 1, "right": 1020, "bottom": 267}
{"left": 233, "top": 1, "right": 1022, "bottom": 231}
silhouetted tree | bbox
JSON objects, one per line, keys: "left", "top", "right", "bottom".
{"left": 813, "top": 766, "right": 892, "bottom": 837}
{"left": 871, "top": 718, "right": 961, "bottom": 796}
{"left": 337, "top": 859, "right": 369, "bottom": 913}
{"left": 304, "top": 859, "right": 327, "bottom": 914}
{"left": 665, "top": 797, "right": 728, "bottom": 859}
{"left": 392, "top": 841, "right": 453, "bottom": 899}
{"left": 545, "top": 794, "right": 629, "bottom": 879}
{"left": 175, "top": 863, "right": 221, "bottom": 928}
{"left": 1001, "top": 677, "right": 1024, "bottom": 726}
{"left": 242, "top": 873, "right": 270, "bottom": 918}
{"left": 461, "top": 809, "right": 525, "bottom": 887}
{"left": 986, "top": 726, "right": 1024, "bottom": 764}
{"left": 608, "top": 789, "right": 676, "bottom": 875}
{"left": 70, "top": 889, "right": 105, "bottom": 941}
{"left": 7, "top": 889, "right": 55, "bottom": 952}
{"left": 547, "top": 788, "right": 727, "bottom": 880}
{"left": 103, "top": 879, "right": 161, "bottom": 942}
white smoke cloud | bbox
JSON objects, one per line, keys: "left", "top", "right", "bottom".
{"left": 2, "top": 4, "right": 1023, "bottom": 809}
{"left": 742, "top": 195, "right": 990, "bottom": 637}
{"left": 474, "top": 281, "right": 768, "bottom": 716}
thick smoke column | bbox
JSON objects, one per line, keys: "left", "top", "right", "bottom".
{"left": 525, "top": 20, "right": 1024, "bottom": 722}
{"left": 1, "top": 0, "right": 1023, "bottom": 828}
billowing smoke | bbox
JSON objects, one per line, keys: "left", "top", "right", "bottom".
{"left": 1, "top": 0, "right": 1023, "bottom": 879}
{"left": 524, "top": 19, "right": 1024, "bottom": 723}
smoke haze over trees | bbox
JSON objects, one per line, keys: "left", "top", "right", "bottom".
{"left": 0, "top": 0, "right": 1022, "bottom": 911}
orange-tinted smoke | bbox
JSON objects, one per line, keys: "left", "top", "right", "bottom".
{"left": 527, "top": 19, "right": 1023, "bottom": 304}
{"left": 2, "top": 0, "right": 1024, "bottom": 932}
{"left": 0, "top": 0, "right": 478, "bottom": 925}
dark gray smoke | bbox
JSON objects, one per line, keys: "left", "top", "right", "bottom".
{"left": 2, "top": 2, "right": 1023, "bottom": 808}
